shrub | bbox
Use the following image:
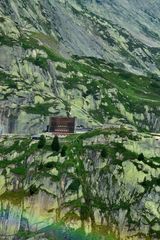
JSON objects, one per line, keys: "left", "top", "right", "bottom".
{"left": 38, "top": 162, "right": 44, "bottom": 171}
{"left": 138, "top": 153, "right": 145, "bottom": 161}
{"left": 61, "top": 145, "right": 67, "bottom": 157}
{"left": 37, "top": 135, "right": 46, "bottom": 149}
{"left": 0, "top": 17, "right": 5, "bottom": 23}
{"left": 11, "top": 167, "right": 26, "bottom": 175}
{"left": 45, "top": 161, "right": 56, "bottom": 169}
{"left": 51, "top": 135, "right": 60, "bottom": 152}
{"left": 101, "top": 147, "right": 107, "bottom": 158}
{"left": 68, "top": 178, "right": 80, "bottom": 192}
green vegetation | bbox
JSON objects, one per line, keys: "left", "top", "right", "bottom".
{"left": 151, "top": 157, "right": 160, "bottom": 164}
{"left": 0, "top": 71, "right": 17, "bottom": 88}
{"left": 0, "top": 31, "right": 159, "bottom": 130}
{"left": 61, "top": 144, "right": 68, "bottom": 157}
{"left": 0, "top": 128, "right": 158, "bottom": 239}
{"left": 20, "top": 34, "right": 64, "bottom": 62}
{"left": 0, "top": 138, "right": 31, "bottom": 155}
{"left": 45, "top": 161, "right": 57, "bottom": 169}
{"left": 0, "top": 35, "right": 16, "bottom": 47}
{"left": 15, "top": 231, "right": 36, "bottom": 239}
{"left": 37, "top": 134, "right": 46, "bottom": 149}
{"left": 57, "top": 54, "right": 160, "bottom": 125}
{"left": 138, "top": 153, "right": 145, "bottom": 161}
{"left": 0, "top": 17, "right": 5, "bottom": 22}
{"left": 0, "top": 189, "right": 27, "bottom": 205}
{"left": 29, "top": 184, "right": 39, "bottom": 196}
{"left": 67, "top": 178, "right": 81, "bottom": 193}
{"left": 20, "top": 34, "right": 159, "bottom": 104}
{"left": 26, "top": 55, "right": 48, "bottom": 69}
{"left": 0, "top": 4, "right": 159, "bottom": 239}
{"left": 22, "top": 102, "right": 54, "bottom": 116}
{"left": 101, "top": 147, "right": 108, "bottom": 158}
{"left": 51, "top": 135, "right": 60, "bottom": 152}
{"left": 10, "top": 166, "right": 26, "bottom": 175}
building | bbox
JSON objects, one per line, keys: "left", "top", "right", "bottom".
{"left": 49, "top": 117, "right": 76, "bottom": 135}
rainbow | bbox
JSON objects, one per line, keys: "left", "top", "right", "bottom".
{"left": 0, "top": 204, "right": 117, "bottom": 239}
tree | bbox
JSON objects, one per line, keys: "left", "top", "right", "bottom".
{"left": 61, "top": 145, "right": 67, "bottom": 157}
{"left": 51, "top": 135, "right": 60, "bottom": 152}
{"left": 37, "top": 135, "right": 46, "bottom": 149}
{"left": 101, "top": 147, "right": 107, "bottom": 158}
{"left": 138, "top": 153, "right": 145, "bottom": 161}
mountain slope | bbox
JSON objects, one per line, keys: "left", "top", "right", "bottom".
{"left": 0, "top": 1, "right": 160, "bottom": 133}
{"left": 1, "top": 0, "right": 160, "bottom": 74}
{"left": 0, "top": 1, "right": 160, "bottom": 239}
{"left": 0, "top": 129, "right": 159, "bottom": 239}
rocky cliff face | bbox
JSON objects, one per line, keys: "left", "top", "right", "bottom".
{"left": 1, "top": 0, "right": 160, "bottom": 73}
{"left": 0, "top": 0, "right": 160, "bottom": 134}
{"left": 0, "top": 129, "right": 159, "bottom": 239}
{"left": 0, "top": 3, "right": 160, "bottom": 239}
